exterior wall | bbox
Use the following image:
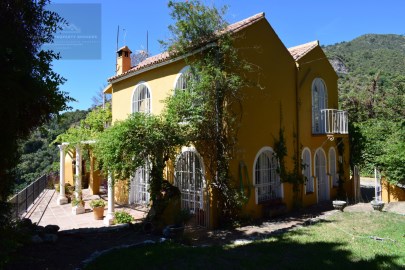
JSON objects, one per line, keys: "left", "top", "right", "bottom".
{"left": 382, "top": 179, "right": 405, "bottom": 202}
{"left": 296, "top": 46, "right": 352, "bottom": 206}
{"left": 111, "top": 60, "right": 187, "bottom": 122}
{"left": 228, "top": 19, "right": 297, "bottom": 218}
{"left": 107, "top": 17, "right": 351, "bottom": 224}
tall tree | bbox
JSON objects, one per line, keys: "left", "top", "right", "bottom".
{"left": 162, "top": 0, "right": 253, "bottom": 224}
{"left": 0, "top": 0, "right": 71, "bottom": 209}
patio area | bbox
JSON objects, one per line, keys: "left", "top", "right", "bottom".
{"left": 23, "top": 187, "right": 148, "bottom": 231}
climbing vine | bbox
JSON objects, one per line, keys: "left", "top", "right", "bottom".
{"left": 273, "top": 126, "right": 305, "bottom": 209}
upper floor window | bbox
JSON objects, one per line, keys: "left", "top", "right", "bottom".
{"left": 254, "top": 147, "right": 282, "bottom": 203}
{"left": 132, "top": 83, "right": 151, "bottom": 113}
{"left": 312, "top": 78, "right": 328, "bottom": 134}
{"left": 175, "top": 66, "right": 191, "bottom": 93}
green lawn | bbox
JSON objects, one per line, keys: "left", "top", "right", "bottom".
{"left": 85, "top": 212, "right": 405, "bottom": 269}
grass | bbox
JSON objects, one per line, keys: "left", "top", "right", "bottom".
{"left": 85, "top": 212, "right": 405, "bottom": 269}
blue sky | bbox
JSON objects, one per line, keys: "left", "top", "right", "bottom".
{"left": 50, "top": 0, "right": 405, "bottom": 111}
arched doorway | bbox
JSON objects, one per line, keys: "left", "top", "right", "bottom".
{"left": 174, "top": 148, "right": 208, "bottom": 227}
{"left": 315, "top": 149, "right": 329, "bottom": 202}
{"left": 129, "top": 161, "right": 150, "bottom": 205}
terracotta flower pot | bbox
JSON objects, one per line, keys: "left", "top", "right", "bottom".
{"left": 93, "top": 207, "right": 105, "bottom": 220}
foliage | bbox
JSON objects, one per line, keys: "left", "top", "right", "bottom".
{"left": 162, "top": 0, "right": 254, "bottom": 224}
{"left": 273, "top": 127, "right": 304, "bottom": 208}
{"left": 94, "top": 112, "right": 186, "bottom": 226}
{"left": 114, "top": 211, "right": 134, "bottom": 224}
{"left": 71, "top": 197, "right": 84, "bottom": 207}
{"left": 86, "top": 212, "right": 405, "bottom": 269}
{"left": 89, "top": 199, "right": 106, "bottom": 209}
{"left": 15, "top": 110, "right": 89, "bottom": 191}
{"left": 0, "top": 0, "right": 72, "bottom": 203}
{"left": 54, "top": 103, "right": 112, "bottom": 149}
{"left": 324, "top": 34, "right": 405, "bottom": 183}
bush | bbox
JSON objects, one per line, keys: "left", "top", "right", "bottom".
{"left": 89, "top": 199, "right": 106, "bottom": 209}
{"left": 114, "top": 211, "right": 134, "bottom": 224}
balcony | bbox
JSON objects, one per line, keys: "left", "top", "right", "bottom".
{"left": 320, "top": 109, "right": 348, "bottom": 135}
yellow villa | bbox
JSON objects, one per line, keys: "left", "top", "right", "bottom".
{"left": 57, "top": 13, "right": 352, "bottom": 228}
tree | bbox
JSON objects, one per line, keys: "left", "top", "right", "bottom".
{"left": 94, "top": 113, "right": 185, "bottom": 227}
{"left": 162, "top": 0, "right": 254, "bottom": 224}
{"left": 0, "top": 0, "right": 72, "bottom": 264}
{"left": 0, "top": 0, "right": 71, "bottom": 198}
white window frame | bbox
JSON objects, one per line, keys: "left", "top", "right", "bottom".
{"left": 329, "top": 147, "right": 338, "bottom": 187}
{"left": 302, "top": 147, "right": 313, "bottom": 194}
{"left": 253, "top": 147, "right": 283, "bottom": 204}
{"left": 312, "top": 78, "right": 328, "bottom": 134}
{"left": 174, "top": 147, "right": 206, "bottom": 213}
{"left": 131, "top": 82, "right": 152, "bottom": 113}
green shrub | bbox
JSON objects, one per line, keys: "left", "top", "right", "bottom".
{"left": 114, "top": 211, "right": 134, "bottom": 224}
{"left": 89, "top": 199, "right": 106, "bottom": 209}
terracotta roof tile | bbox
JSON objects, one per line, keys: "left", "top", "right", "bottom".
{"left": 288, "top": 40, "right": 319, "bottom": 61}
{"left": 108, "top": 13, "right": 265, "bottom": 82}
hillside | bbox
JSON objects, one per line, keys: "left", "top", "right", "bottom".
{"left": 323, "top": 34, "right": 405, "bottom": 181}
{"left": 323, "top": 34, "right": 405, "bottom": 123}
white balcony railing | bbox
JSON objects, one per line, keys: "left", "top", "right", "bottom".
{"left": 320, "top": 109, "right": 348, "bottom": 135}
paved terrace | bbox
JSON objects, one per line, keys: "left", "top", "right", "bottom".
{"left": 24, "top": 188, "right": 148, "bottom": 231}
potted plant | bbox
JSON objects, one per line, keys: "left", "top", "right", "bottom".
{"left": 90, "top": 199, "right": 106, "bottom": 220}
{"left": 71, "top": 197, "right": 85, "bottom": 215}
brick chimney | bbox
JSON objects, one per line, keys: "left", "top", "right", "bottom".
{"left": 116, "top": 46, "right": 132, "bottom": 75}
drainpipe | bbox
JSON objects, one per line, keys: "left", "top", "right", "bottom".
{"left": 295, "top": 62, "right": 301, "bottom": 191}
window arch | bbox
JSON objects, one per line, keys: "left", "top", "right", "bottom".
{"left": 174, "top": 147, "right": 205, "bottom": 213}
{"left": 174, "top": 66, "right": 191, "bottom": 93}
{"left": 132, "top": 83, "right": 151, "bottom": 113}
{"left": 302, "top": 148, "right": 313, "bottom": 193}
{"left": 312, "top": 78, "right": 327, "bottom": 134}
{"left": 329, "top": 147, "right": 337, "bottom": 187}
{"left": 253, "top": 147, "right": 282, "bottom": 203}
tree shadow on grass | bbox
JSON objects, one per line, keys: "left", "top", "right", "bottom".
{"left": 85, "top": 233, "right": 403, "bottom": 270}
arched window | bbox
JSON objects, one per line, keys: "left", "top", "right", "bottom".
{"left": 174, "top": 66, "right": 191, "bottom": 92}
{"left": 129, "top": 160, "right": 150, "bottom": 205}
{"left": 329, "top": 147, "right": 337, "bottom": 187}
{"left": 132, "top": 83, "right": 151, "bottom": 113}
{"left": 174, "top": 148, "right": 205, "bottom": 213}
{"left": 253, "top": 147, "right": 282, "bottom": 203}
{"left": 302, "top": 148, "right": 313, "bottom": 193}
{"left": 315, "top": 148, "right": 329, "bottom": 202}
{"left": 312, "top": 78, "right": 327, "bottom": 134}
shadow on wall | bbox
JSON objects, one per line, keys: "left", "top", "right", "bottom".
{"left": 382, "top": 180, "right": 405, "bottom": 203}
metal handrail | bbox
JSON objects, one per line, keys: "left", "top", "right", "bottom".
{"left": 8, "top": 174, "right": 50, "bottom": 220}
{"left": 320, "top": 109, "right": 349, "bottom": 134}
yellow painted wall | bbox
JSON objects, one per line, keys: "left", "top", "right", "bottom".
{"left": 295, "top": 46, "right": 352, "bottom": 206}
{"left": 228, "top": 18, "right": 297, "bottom": 218}
{"left": 382, "top": 179, "right": 405, "bottom": 202}
{"left": 108, "top": 16, "right": 351, "bottom": 223}
{"left": 64, "top": 151, "right": 75, "bottom": 186}
{"left": 111, "top": 60, "right": 187, "bottom": 122}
